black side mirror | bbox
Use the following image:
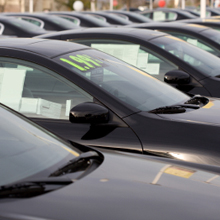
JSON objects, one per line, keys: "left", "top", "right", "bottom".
{"left": 69, "top": 102, "right": 109, "bottom": 124}
{"left": 164, "top": 70, "right": 190, "bottom": 84}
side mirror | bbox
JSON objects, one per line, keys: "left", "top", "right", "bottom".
{"left": 69, "top": 102, "right": 109, "bottom": 124}
{"left": 164, "top": 70, "right": 190, "bottom": 84}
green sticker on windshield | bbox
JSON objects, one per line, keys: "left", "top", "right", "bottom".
{"left": 60, "top": 54, "right": 103, "bottom": 71}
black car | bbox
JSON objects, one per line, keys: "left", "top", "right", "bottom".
{"left": 104, "top": 10, "right": 153, "bottom": 23}
{"left": 175, "top": 18, "right": 220, "bottom": 31}
{"left": 127, "top": 22, "right": 220, "bottom": 56}
{"left": 80, "top": 11, "right": 133, "bottom": 25}
{"left": 140, "top": 8, "right": 197, "bottom": 22}
{"left": 3, "top": 13, "right": 80, "bottom": 31}
{"left": 2, "top": 104, "right": 220, "bottom": 219}
{"left": 48, "top": 12, "right": 112, "bottom": 27}
{"left": 38, "top": 27, "right": 220, "bottom": 98}
{"left": 0, "top": 16, "right": 48, "bottom": 37}
{"left": 1, "top": 38, "right": 220, "bottom": 166}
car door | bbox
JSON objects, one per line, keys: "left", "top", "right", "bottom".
{"left": 0, "top": 57, "right": 142, "bottom": 152}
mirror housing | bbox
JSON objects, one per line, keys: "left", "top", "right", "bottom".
{"left": 69, "top": 102, "right": 109, "bottom": 124}
{"left": 164, "top": 70, "right": 190, "bottom": 84}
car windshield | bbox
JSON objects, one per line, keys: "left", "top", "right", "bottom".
{"left": 48, "top": 15, "right": 78, "bottom": 28}
{"left": 8, "top": 18, "right": 45, "bottom": 33}
{"left": 55, "top": 49, "right": 189, "bottom": 112}
{"left": 0, "top": 105, "right": 80, "bottom": 186}
{"left": 201, "top": 29, "right": 220, "bottom": 44}
{"left": 150, "top": 35, "right": 220, "bottom": 77}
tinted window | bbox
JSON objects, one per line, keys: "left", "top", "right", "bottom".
{"left": 0, "top": 58, "right": 93, "bottom": 120}
{"left": 165, "top": 31, "right": 219, "bottom": 56}
{"left": 0, "top": 105, "right": 80, "bottom": 186}
{"left": 70, "top": 39, "right": 178, "bottom": 81}
{"left": 150, "top": 35, "right": 220, "bottom": 77}
{"left": 56, "top": 49, "right": 188, "bottom": 112}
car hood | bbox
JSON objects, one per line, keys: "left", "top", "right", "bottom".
{"left": 1, "top": 149, "right": 220, "bottom": 220}
{"left": 158, "top": 97, "right": 220, "bottom": 126}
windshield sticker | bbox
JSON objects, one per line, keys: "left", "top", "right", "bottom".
{"left": 60, "top": 54, "right": 103, "bottom": 71}
{"left": 164, "top": 166, "right": 195, "bottom": 178}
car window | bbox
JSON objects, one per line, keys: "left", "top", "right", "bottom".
{"left": 7, "top": 18, "right": 44, "bottom": 32}
{"left": 0, "top": 104, "right": 81, "bottom": 186}
{"left": 153, "top": 11, "right": 177, "bottom": 21}
{"left": 56, "top": 49, "right": 188, "bottom": 112}
{"left": 0, "top": 23, "right": 4, "bottom": 35}
{"left": 165, "top": 31, "right": 219, "bottom": 56}
{"left": 58, "top": 15, "right": 81, "bottom": 25}
{"left": 0, "top": 57, "right": 93, "bottom": 120}
{"left": 20, "top": 17, "right": 44, "bottom": 28}
{"left": 68, "top": 39, "right": 178, "bottom": 81}
{"left": 150, "top": 35, "right": 220, "bottom": 77}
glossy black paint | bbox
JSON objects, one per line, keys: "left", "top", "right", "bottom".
{"left": 2, "top": 39, "right": 220, "bottom": 166}
{"left": 175, "top": 18, "right": 220, "bottom": 30}
{"left": 69, "top": 102, "right": 109, "bottom": 124}
{"left": 164, "top": 69, "right": 190, "bottom": 84}
{"left": 104, "top": 10, "right": 153, "bottom": 23}
{"left": 48, "top": 12, "right": 112, "bottom": 27}
{"left": 0, "top": 16, "right": 47, "bottom": 37}
{"left": 3, "top": 13, "right": 79, "bottom": 31}
{"left": 2, "top": 147, "right": 220, "bottom": 220}
{"left": 126, "top": 22, "right": 220, "bottom": 56}
{"left": 80, "top": 11, "right": 133, "bottom": 25}
{"left": 37, "top": 27, "right": 220, "bottom": 97}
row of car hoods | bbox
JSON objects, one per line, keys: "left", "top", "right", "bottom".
{"left": 1, "top": 8, "right": 220, "bottom": 220}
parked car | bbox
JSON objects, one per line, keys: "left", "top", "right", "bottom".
{"left": 140, "top": 8, "right": 197, "bottom": 21}
{"left": 80, "top": 11, "right": 133, "bottom": 25}
{"left": 38, "top": 27, "right": 220, "bottom": 98}
{"left": 3, "top": 13, "right": 80, "bottom": 31}
{"left": 1, "top": 38, "right": 220, "bottom": 166}
{"left": 127, "top": 22, "right": 220, "bottom": 56}
{"left": 0, "top": 16, "right": 48, "bottom": 37}
{"left": 104, "top": 10, "right": 153, "bottom": 23}
{"left": 175, "top": 18, "right": 220, "bottom": 31}
{"left": 2, "top": 104, "right": 220, "bottom": 220}
{"left": 48, "top": 12, "right": 112, "bottom": 27}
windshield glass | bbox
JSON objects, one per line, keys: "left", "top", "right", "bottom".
{"left": 150, "top": 35, "right": 220, "bottom": 77}
{"left": 0, "top": 105, "right": 80, "bottom": 186}
{"left": 48, "top": 15, "right": 78, "bottom": 28}
{"left": 55, "top": 49, "right": 188, "bottom": 112}
{"left": 201, "top": 29, "right": 220, "bottom": 44}
{"left": 8, "top": 18, "right": 45, "bottom": 33}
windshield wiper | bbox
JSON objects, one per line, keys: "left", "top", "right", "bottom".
{"left": 49, "top": 151, "right": 100, "bottom": 177}
{"left": 150, "top": 106, "right": 186, "bottom": 114}
{"left": 150, "top": 103, "right": 200, "bottom": 114}
{"left": 150, "top": 95, "right": 208, "bottom": 114}
{"left": 184, "top": 95, "right": 209, "bottom": 106}
{"left": 0, "top": 177, "right": 72, "bottom": 199}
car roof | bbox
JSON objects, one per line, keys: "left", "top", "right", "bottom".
{"left": 3, "top": 12, "right": 52, "bottom": 18}
{"left": 127, "top": 22, "right": 210, "bottom": 32}
{"left": 37, "top": 27, "right": 167, "bottom": 41}
{"left": 0, "top": 38, "right": 89, "bottom": 58}
{"left": 175, "top": 18, "right": 220, "bottom": 24}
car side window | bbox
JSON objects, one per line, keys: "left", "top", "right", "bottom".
{"left": 0, "top": 58, "right": 93, "bottom": 120}
{"left": 20, "top": 17, "right": 44, "bottom": 28}
{"left": 153, "top": 11, "right": 177, "bottom": 21}
{"left": 69, "top": 38, "right": 178, "bottom": 81}
{"left": 166, "top": 31, "right": 218, "bottom": 55}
